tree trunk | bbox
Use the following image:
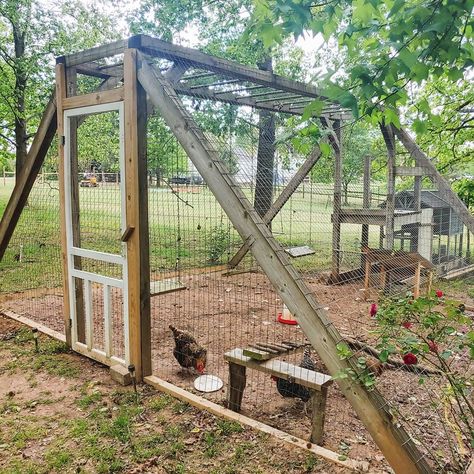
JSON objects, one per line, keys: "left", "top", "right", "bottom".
{"left": 254, "top": 56, "right": 275, "bottom": 220}
{"left": 13, "top": 24, "right": 28, "bottom": 180}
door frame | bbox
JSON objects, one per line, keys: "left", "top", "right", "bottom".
{"left": 63, "top": 101, "right": 129, "bottom": 366}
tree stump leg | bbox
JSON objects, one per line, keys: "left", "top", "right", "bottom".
{"left": 227, "top": 363, "right": 246, "bottom": 412}
{"left": 310, "top": 387, "right": 328, "bottom": 445}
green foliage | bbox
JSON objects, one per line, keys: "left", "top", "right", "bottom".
{"left": 248, "top": 0, "right": 474, "bottom": 131}
{"left": 0, "top": 0, "right": 120, "bottom": 171}
{"left": 207, "top": 223, "right": 230, "bottom": 264}
{"left": 453, "top": 178, "right": 474, "bottom": 209}
{"left": 374, "top": 292, "right": 474, "bottom": 468}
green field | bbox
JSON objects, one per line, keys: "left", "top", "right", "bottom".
{"left": 0, "top": 177, "right": 384, "bottom": 293}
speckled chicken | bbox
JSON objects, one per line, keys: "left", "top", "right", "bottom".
{"left": 169, "top": 325, "right": 207, "bottom": 374}
{"left": 272, "top": 347, "right": 315, "bottom": 404}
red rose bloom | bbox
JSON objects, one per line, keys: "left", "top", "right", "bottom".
{"left": 402, "top": 321, "right": 412, "bottom": 329}
{"left": 436, "top": 290, "right": 443, "bottom": 298}
{"left": 369, "top": 303, "right": 378, "bottom": 317}
{"left": 428, "top": 340, "right": 438, "bottom": 353}
{"left": 403, "top": 353, "right": 418, "bottom": 365}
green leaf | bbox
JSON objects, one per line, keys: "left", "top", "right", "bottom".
{"left": 413, "top": 119, "right": 427, "bottom": 134}
{"left": 320, "top": 142, "right": 331, "bottom": 158}
{"left": 398, "top": 49, "right": 418, "bottom": 69}
{"left": 440, "top": 350, "right": 452, "bottom": 360}
{"left": 379, "top": 349, "right": 389, "bottom": 363}
{"left": 352, "top": 0, "right": 375, "bottom": 25}
{"left": 302, "top": 100, "right": 325, "bottom": 121}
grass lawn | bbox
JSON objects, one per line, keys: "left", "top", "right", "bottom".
{"left": 0, "top": 316, "right": 348, "bottom": 474}
{"left": 1, "top": 178, "right": 385, "bottom": 294}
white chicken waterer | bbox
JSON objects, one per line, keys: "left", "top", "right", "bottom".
{"left": 194, "top": 375, "right": 223, "bottom": 393}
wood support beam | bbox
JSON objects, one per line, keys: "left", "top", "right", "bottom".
{"left": 123, "top": 49, "right": 151, "bottom": 380}
{"left": 361, "top": 155, "right": 371, "bottom": 270}
{"left": 380, "top": 123, "right": 396, "bottom": 250}
{"left": 392, "top": 126, "right": 474, "bottom": 236}
{"left": 228, "top": 145, "right": 322, "bottom": 268}
{"left": 58, "top": 39, "right": 127, "bottom": 67}
{"left": 138, "top": 35, "right": 328, "bottom": 100}
{"left": 331, "top": 120, "right": 342, "bottom": 281}
{"left": 137, "top": 58, "right": 432, "bottom": 474}
{"left": 66, "top": 67, "right": 86, "bottom": 344}
{"left": 63, "top": 87, "right": 124, "bottom": 110}
{"left": 0, "top": 97, "right": 57, "bottom": 261}
{"left": 394, "top": 166, "right": 429, "bottom": 177}
{"left": 56, "top": 63, "right": 72, "bottom": 346}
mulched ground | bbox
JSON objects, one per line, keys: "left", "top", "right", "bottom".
{"left": 2, "top": 271, "right": 473, "bottom": 472}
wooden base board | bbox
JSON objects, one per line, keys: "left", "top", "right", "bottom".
{"left": 150, "top": 277, "right": 186, "bottom": 296}
{"left": 144, "top": 375, "right": 368, "bottom": 472}
{"left": 0, "top": 309, "right": 66, "bottom": 343}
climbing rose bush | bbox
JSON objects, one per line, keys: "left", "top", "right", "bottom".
{"left": 374, "top": 291, "right": 474, "bottom": 468}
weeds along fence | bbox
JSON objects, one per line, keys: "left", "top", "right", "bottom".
{"left": 1, "top": 71, "right": 473, "bottom": 473}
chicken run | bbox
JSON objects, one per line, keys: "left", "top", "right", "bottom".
{"left": 0, "top": 36, "right": 473, "bottom": 473}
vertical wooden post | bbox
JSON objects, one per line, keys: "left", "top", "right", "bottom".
{"left": 380, "top": 123, "right": 395, "bottom": 250}
{"left": 413, "top": 262, "right": 421, "bottom": 299}
{"left": 310, "top": 387, "right": 328, "bottom": 445}
{"left": 364, "top": 258, "right": 371, "bottom": 301}
{"left": 380, "top": 265, "right": 387, "bottom": 293}
{"left": 123, "top": 48, "right": 151, "bottom": 380}
{"left": 227, "top": 362, "right": 247, "bottom": 412}
{"left": 361, "top": 154, "right": 371, "bottom": 270}
{"left": 426, "top": 270, "right": 433, "bottom": 296}
{"left": 56, "top": 62, "right": 72, "bottom": 347}
{"left": 331, "top": 120, "right": 342, "bottom": 281}
{"left": 66, "top": 66, "right": 86, "bottom": 344}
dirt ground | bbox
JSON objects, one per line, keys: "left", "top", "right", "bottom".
{"left": 0, "top": 315, "right": 355, "bottom": 474}
{"left": 2, "top": 271, "right": 473, "bottom": 472}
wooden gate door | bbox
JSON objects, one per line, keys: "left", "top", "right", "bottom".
{"left": 63, "top": 102, "right": 129, "bottom": 366}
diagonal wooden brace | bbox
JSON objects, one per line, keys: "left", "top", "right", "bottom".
{"left": 228, "top": 145, "right": 322, "bottom": 268}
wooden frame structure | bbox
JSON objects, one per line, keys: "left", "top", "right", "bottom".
{"left": 362, "top": 248, "right": 435, "bottom": 300}
{"left": 1, "top": 35, "right": 473, "bottom": 473}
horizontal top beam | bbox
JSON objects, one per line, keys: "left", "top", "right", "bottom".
{"left": 57, "top": 35, "right": 350, "bottom": 119}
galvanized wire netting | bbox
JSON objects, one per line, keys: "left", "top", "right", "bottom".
{"left": 0, "top": 53, "right": 473, "bottom": 472}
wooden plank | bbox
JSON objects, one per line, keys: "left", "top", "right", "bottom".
{"left": 59, "top": 39, "right": 127, "bottom": 67}
{"left": 380, "top": 123, "right": 396, "bottom": 250}
{"left": 56, "top": 63, "right": 73, "bottom": 347}
{"left": 227, "top": 363, "right": 246, "bottom": 412}
{"left": 311, "top": 386, "right": 328, "bottom": 445}
{"left": 63, "top": 87, "right": 124, "bottom": 110}
{"left": 172, "top": 83, "right": 345, "bottom": 118}
{"left": 123, "top": 49, "right": 151, "bottom": 380}
{"left": 413, "top": 262, "right": 421, "bottom": 299}
{"left": 139, "top": 36, "right": 329, "bottom": 101}
{"left": 286, "top": 245, "right": 315, "bottom": 258}
{"left": 103, "top": 285, "right": 112, "bottom": 358}
{"left": 249, "top": 343, "right": 280, "bottom": 355}
{"left": 392, "top": 125, "right": 474, "bottom": 235}
{"left": 224, "top": 349, "right": 332, "bottom": 390}
{"left": 228, "top": 145, "right": 322, "bottom": 268}
{"left": 242, "top": 347, "right": 272, "bottom": 360}
{"left": 394, "top": 166, "right": 429, "bottom": 177}
{"left": 137, "top": 60, "right": 433, "bottom": 474}
{"left": 150, "top": 278, "right": 186, "bottom": 296}
{"left": 144, "top": 375, "right": 368, "bottom": 472}
{"left": 0, "top": 96, "right": 57, "bottom": 261}
{"left": 0, "top": 309, "right": 66, "bottom": 343}
{"left": 66, "top": 66, "right": 86, "bottom": 345}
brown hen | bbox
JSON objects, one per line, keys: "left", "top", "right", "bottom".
{"left": 169, "top": 325, "right": 207, "bottom": 374}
